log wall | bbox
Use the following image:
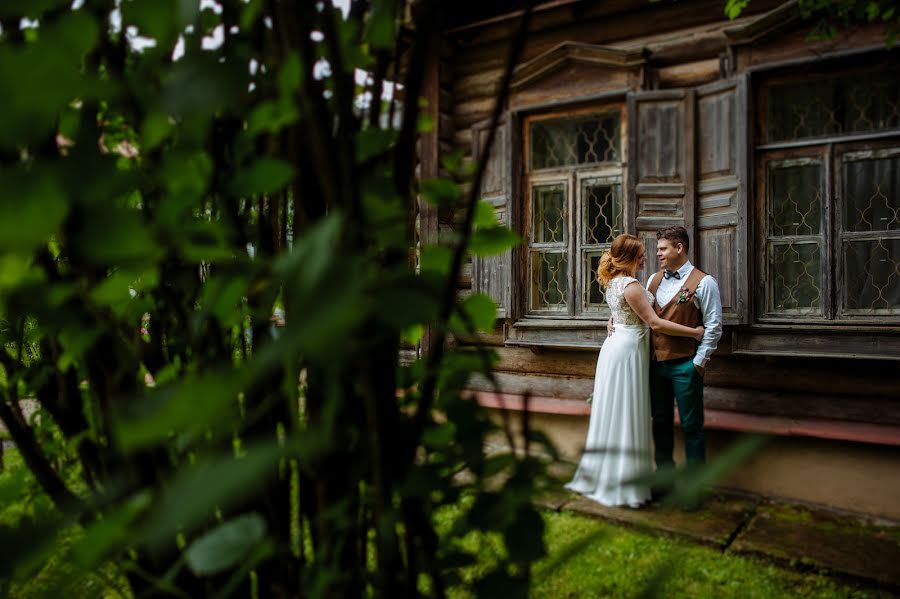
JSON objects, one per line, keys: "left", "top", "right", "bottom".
{"left": 440, "top": 0, "right": 900, "bottom": 431}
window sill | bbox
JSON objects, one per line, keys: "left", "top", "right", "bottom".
{"left": 733, "top": 325, "right": 900, "bottom": 360}
{"left": 506, "top": 318, "right": 608, "bottom": 350}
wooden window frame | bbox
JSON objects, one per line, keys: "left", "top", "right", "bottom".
{"left": 521, "top": 103, "right": 628, "bottom": 321}
{"left": 755, "top": 127, "right": 900, "bottom": 326}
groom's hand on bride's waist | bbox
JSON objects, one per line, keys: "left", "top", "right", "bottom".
{"left": 606, "top": 319, "right": 615, "bottom": 336}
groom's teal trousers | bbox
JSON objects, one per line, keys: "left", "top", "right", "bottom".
{"left": 650, "top": 357, "right": 705, "bottom": 467}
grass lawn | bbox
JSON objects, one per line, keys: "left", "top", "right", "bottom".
{"left": 0, "top": 445, "right": 892, "bottom": 598}
{"left": 437, "top": 503, "right": 893, "bottom": 599}
{"left": 533, "top": 510, "right": 891, "bottom": 598}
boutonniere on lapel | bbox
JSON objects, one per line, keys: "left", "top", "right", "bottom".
{"left": 676, "top": 286, "right": 693, "bottom": 304}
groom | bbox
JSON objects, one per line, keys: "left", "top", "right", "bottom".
{"left": 609, "top": 226, "right": 723, "bottom": 468}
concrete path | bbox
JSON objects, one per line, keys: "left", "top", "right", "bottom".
{"left": 538, "top": 488, "right": 900, "bottom": 593}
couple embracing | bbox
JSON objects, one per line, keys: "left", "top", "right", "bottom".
{"left": 565, "top": 226, "right": 723, "bottom": 508}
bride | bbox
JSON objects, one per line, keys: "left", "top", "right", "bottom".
{"left": 565, "top": 234, "right": 704, "bottom": 507}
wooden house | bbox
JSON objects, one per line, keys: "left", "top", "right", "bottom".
{"left": 417, "top": 0, "right": 900, "bottom": 519}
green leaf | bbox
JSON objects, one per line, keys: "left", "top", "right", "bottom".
{"left": 231, "top": 158, "right": 296, "bottom": 196}
{"left": 90, "top": 269, "right": 156, "bottom": 317}
{"left": 473, "top": 201, "right": 497, "bottom": 229}
{"left": 0, "top": 0, "right": 69, "bottom": 19}
{"left": 453, "top": 293, "right": 497, "bottom": 332}
{"left": 356, "top": 128, "right": 396, "bottom": 163}
{"left": 57, "top": 325, "right": 102, "bottom": 370}
{"left": 122, "top": 0, "right": 177, "bottom": 42}
{"left": 199, "top": 275, "right": 249, "bottom": 325}
{"left": 417, "top": 112, "right": 435, "bottom": 133}
{"left": 400, "top": 324, "right": 425, "bottom": 346}
{"left": 278, "top": 53, "right": 303, "bottom": 96}
{"left": 469, "top": 227, "right": 521, "bottom": 257}
{"left": 421, "top": 178, "right": 461, "bottom": 206}
{"left": 114, "top": 369, "right": 244, "bottom": 453}
{"left": 241, "top": 0, "right": 265, "bottom": 29}
{"left": 141, "top": 112, "right": 173, "bottom": 151}
{"left": 0, "top": 168, "right": 68, "bottom": 252}
{"left": 139, "top": 443, "right": 285, "bottom": 549}
{"left": 0, "top": 254, "right": 41, "bottom": 293}
{"left": 161, "top": 55, "right": 246, "bottom": 119}
{"left": 366, "top": 0, "right": 398, "bottom": 50}
{"left": 419, "top": 245, "right": 453, "bottom": 275}
{"left": 422, "top": 422, "right": 457, "bottom": 449}
{"left": 724, "top": 0, "right": 750, "bottom": 19}
{"left": 74, "top": 207, "right": 162, "bottom": 267}
{"left": 160, "top": 150, "right": 213, "bottom": 209}
{"left": 185, "top": 513, "right": 267, "bottom": 576}
{"left": 72, "top": 492, "right": 153, "bottom": 568}
{"left": 374, "top": 277, "right": 440, "bottom": 330}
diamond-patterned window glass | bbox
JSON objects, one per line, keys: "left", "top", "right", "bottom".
{"left": 769, "top": 162, "right": 823, "bottom": 237}
{"left": 530, "top": 112, "right": 621, "bottom": 170}
{"left": 581, "top": 177, "right": 623, "bottom": 245}
{"left": 530, "top": 251, "right": 568, "bottom": 311}
{"left": 583, "top": 251, "right": 605, "bottom": 311}
{"left": 766, "top": 69, "right": 900, "bottom": 143}
{"left": 843, "top": 154, "right": 900, "bottom": 233}
{"left": 843, "top": 238, "right": 900, "bottom": 315}
{"left": 769, "top": 241, "right": 823, "bottom": 314}
{"left": 532, "top": 183, "right": 566, "bottom": 244}
{"left": 767, "top": 160, "right": 824, "bottom": 315}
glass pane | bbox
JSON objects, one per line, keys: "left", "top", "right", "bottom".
{"left": 843, "top": 238, "right": 900, "bottom": 315}
{"left": 582, "top": 178, "right": 623, "bottom": 245}
{"left": 583, "top": 250, "right": 606, "bottom": 311}
{"left": 530, "top": 251, "right": 568, "bottom": 311}
{"left": 843, "top": 154, "right": 900, "bottom": 233}
{"left": 531, "top": 183, "right": 566, "bottom": 244}
{"left": 769, "top": 162, "right": 823, "bottom": 237}
{"left": 769, "top": 242, "right": 822, "bottom": 314}
{"left": 766, "top": 69, "right": 900, "bottom": 142}
{"left": 530, "top": 112, "right": 620, "bottom": 170}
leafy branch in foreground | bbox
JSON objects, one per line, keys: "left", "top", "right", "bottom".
{"left": 0, "top": 1, "right": 546, "bottom": 597}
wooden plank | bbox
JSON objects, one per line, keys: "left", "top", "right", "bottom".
{"left": 510, "top": 67, "right": 631, "bottom": 109}
{"left": 703, "top": 386, "right": 900, "bottom": 426}
{"left": 739, "top": 26, "right": 888, "bottom": 71}
{"left": 732, "top": 328, "right": 900, "bottom": 360}
{"left": 695, "top": 76, "right": 748, "bottom": 323}
{"left": 468, "top": 370, "right": 594, "bottom": 400}
{"left": 697, "top": 228, "right": 736, "bottom": 314}
{"left": 473, "top": 391, "right": 591, "bottom": 416}
{"left": 656, "top": 58, "right": 720, "bottom": 88}
{"left": 492, "top": 345, "right": 598, "bottom": 377}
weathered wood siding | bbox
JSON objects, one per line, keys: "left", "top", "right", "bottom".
{"left": 439, "top": 0, "right": 900, "bottom": 430}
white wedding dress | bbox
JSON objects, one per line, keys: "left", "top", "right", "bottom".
{"left": 565, "top": 276, "right": 653, "bottom": 507}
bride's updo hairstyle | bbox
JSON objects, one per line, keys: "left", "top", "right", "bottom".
{"left": 598, "top": 234, "right": 643, "bottom": 288}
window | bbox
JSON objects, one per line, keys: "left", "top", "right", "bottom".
{"left": 524, "top": 107, "right": 626, "bottom": 318}
{"left": 757, "top": 65, "right": 900, "bottom": 321}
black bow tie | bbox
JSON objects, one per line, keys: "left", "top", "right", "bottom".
{"left": 663, "top": 270, "right": 681, "bottom": 280}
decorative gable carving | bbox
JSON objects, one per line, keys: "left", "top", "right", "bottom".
{"left": 511, "top": 42, "right": 649, "bottom": 91}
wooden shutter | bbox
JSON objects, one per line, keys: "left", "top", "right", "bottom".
{"left": 694, "top": 77, "right": 749, "bottom": 324}
{"left": 472, "top": 115, "right": 513, "bottom": 319}
{"left": 627, "top": 89, "right": 695, "bottom": 284}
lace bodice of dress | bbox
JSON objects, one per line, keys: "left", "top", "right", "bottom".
{"left": 606, "top": 276, "right": 655, "bottom": 326}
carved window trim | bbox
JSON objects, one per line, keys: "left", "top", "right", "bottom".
{"left": 521, "top": 103, "right": 628, "bottom": 321}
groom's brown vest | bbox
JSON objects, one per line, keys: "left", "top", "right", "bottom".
{"left": 648, "top": 267, "right": 707, "bottom": 362}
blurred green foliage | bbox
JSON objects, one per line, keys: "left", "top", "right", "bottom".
{"left": 725, "top": 0, "right": 900, "bottom": 46}
{"left": 0, "top": 2, "right": 539, "bottom": 597}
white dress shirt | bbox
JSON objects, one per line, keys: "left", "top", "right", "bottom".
{"left": 646, "top": 261, "right": 723, "bottom": 368}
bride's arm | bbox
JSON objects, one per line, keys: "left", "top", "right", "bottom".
{"left": 623, "top": 282, "right": 704, "bottom": 341}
